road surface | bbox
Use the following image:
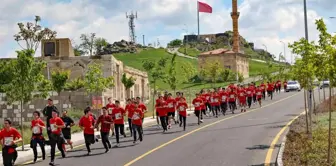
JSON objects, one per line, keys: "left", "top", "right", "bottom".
{"left": 20, "top": 91, "right": 307, "bottom": 166}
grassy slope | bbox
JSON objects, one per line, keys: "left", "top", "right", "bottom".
{"left": 249, "top": 60, "right": 279, "bottom": 77}
{"left": 178, "top": 47, "right": 201, "bottom": 57}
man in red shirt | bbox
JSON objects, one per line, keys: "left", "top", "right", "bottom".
{"left": 0, "top": 119, "right": 22, "bottom": 166}
{"left": 79, "top": 107, "right": 95, "bottom": 156}
{"left": 166, "top": 93, "right": 176, "bottom": 128}
{"left": 132, "top": 101, "right": 144, "bottom": 144}
{"left": 125, "top": 99, "right": 135, "bottom": 136}
{"left": 276, "top": 80, "right": 281, "bottom": 93}
{"left": 106, "top": 97, "right": 115, "bottom": 136}
{"left": 228, "top": 88, "right": 237, "bottom": 114}
{"left": 95, "top": 107, "right": 113, "bottom": 153}
{"left": 192, "top": 93, "right": 203, "bottom": 125}
{"left": 136, "top": 97, "right": 147, "bottom": 125}
{"left": 283, "top": 80, "right": 288, "bottom": 91}
{"left": 210, "top": 91, "right": 220, "bottom": 118}
{"left": 246, "top": 84, "right": 254, "bottom": 108}
{"left": 156, "top": 95, "right": 168, "bottom": 132}
{"left": 267, "top": 82, "right": 274, "bottom": 100}
{"left": 49, "top": 110, "right": 66, "bottom": 165}
{"left": 200, "top": 91, "right": 207, "bottom": 119}
{"left": 31, "top": 111, "right": 46, "bottom": 163}
{"left": 219, "top": 88, "right": 228, "bottom": 116}
{"left": 238, "top": 85, "right": 247, "bottom": 112}
{"left": 256, "top": 86, "right": 263, "bottom": 107}
{"left": 111, "top": 100, "right": 126, "bottom": 147}
{"left": 177, "top": 98, "right": 188, "bottom": 131}
{"left": 260, "top": 82, "right": 266, "bottom": 100}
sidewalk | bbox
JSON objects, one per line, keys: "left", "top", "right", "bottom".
{"left": 3, "top": 109, "right": 195, "bottom": 165}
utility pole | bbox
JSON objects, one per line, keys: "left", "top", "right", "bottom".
{"left": 142, "top": 35, "right": 145, "bottom": 46}
{"left": 280, "top": 41, "right": 286, "bottom": 62}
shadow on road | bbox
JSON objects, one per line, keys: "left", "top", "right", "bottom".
{"left": 265, "top": 124, "right": 287, "bottom": 129}
{"left": 67, "top": 151, "right": 107, "bottom": 158}
{"left": 246, "top": 144, "right": 281, "bottom": 150}
{"left": 250, "top": 163, "right": 276, "bottom": 166}
{"left": 285, "top": 113, "right": 300, "bottom": 116}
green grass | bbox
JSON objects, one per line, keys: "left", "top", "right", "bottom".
{"left": 248, "top": 60, "right": 279, "bottom": 77}
{"left": 178, "top": 46, "right": 201, "bottom": 57}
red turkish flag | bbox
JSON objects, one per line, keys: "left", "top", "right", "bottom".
{"left": 198, "top": 1, "right": 212, "bottom": 13}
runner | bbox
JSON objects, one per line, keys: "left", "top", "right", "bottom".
{"left": 79, "top": 107, "right": 95, "bottom": 155}
{"left": 228, "top": 88, "right": 237, "bottom": 114}
{"left": 31, "top": 111, "right": 46, "bottom": 163}
{"left": 156, "top": 95, "right": 168, "bottom": 132}
{"left": 165, "top": 93, "right": 176, "bottom": 129}
{"left": 125, "top": 99, "right": 134, "bottom": 136}
{"left": 49, "top": 110, "right": 66, "bottom": 165}
{"left": 260, "top": 82, "right": 267, "bottom": 100}
{"left": 192, "top": 93, "right": 203, "bottom": 125}
{"left": 42, "top": 98, "right": 58, "bottom": 138}
{"left": 256, "top": 86, "right": 263, "bottom": 107}
{"left": 267, "top": 81, "right": 274, "bottom": 100}
{"left": 0, "top": 119, "right": 22, "bottom": 166}
{"left": 106, "top": 97, "right": 116, "bottom": 136}
{"left": 276, "top": 80, "right": 281, "bottom": 93}
{"left": 283, "top": 80, "right": 288, "bottom": 91}
{"left": 211, "top": 91, "right": 220, "bottom": 118}
{"left": 132, "top": 101, "right": 144, "bottom": 144}
{"left": 219, "top": 88, "right": 228, "bottom": 116}
{"left": 177, "top": 98, "right": 188, "bottom": 131}
{"left": 136, "top": 97, "right": 147, "bottom": 124}
{"left": 155, "top": 94, "right": 162, "bottom": 128}
{"left": 246, "top": 84, "right": 254, "bottom": 108}
{"left": 61, "top": 110, "right": 75, "bottom": 151}
{"left": 111, "top": 100, "right": 126, "bottom": 147}
{"left": 205, "top": 90, "right": 212, "bottom": 115}
{"left": 200, "top": 91, "right": 207, "bottom": 119}
{"left": 95, "top": 107, "right": 113, "bottom": 153}
{"left": 238, "top": 85, "right": 247, "bottom": 112}
{"left": 252, "top": 82, "right": 257, "bottom": 105}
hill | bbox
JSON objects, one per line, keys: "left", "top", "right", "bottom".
{"left": 113, "top": 48, "right": 278, "bottom": 90}
{"left": 178, "top": 31, "right": 273, "bottom": 60}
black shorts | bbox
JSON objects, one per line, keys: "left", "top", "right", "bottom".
{"left": 62, "top": 130, "right": 71, "bottom": 139}
{"left": 257, "top": 98, "right": 262, "bottom": 101}
{"left": 229, "top": 101, "right": 236, "bottom": 105}
{"left": 156, "top": 111, "right": 159, "bottom": 116}
{"left": 194, "top": 110, "right": 200, "bottom": 116}
{"left": 167, "top": 112, "right": 175, "bottom": 117}
{"left": 84, "top": 134, "right": 95, "bottom": 144}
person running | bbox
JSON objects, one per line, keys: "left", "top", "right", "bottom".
{"left": 49, "top": 110, "right": 66, "bottom": 165}
{"left": 0, "top": 119, "right": 22, "bottom": 166}
{"left": 246, "top": 84, "right": 254, "bottom": 108}
{"left": 238, "top": 85, "right": 247, "bottom": 112}
{"left": 79, "top": 108, "right": 95, "bottom": 155}
{"left": 276, "top": 80, "right": 281, "bottom": 93}
{"left": 61, "top": 110, "right": 75, "bottom": 151}
{"left": 95, "top": 107, "right": 113, "bottom": 153}
{"left": 156, "top": 95, "right": 168, "bottom": 132}
{"left": 132, "top": 101, "right": 144, "bottom": 144}
{"left": 204, "top": 90, "right": 211, "bottom": 115}
{"left": 111, "top": 100, "right": 126, "bottom": 147}
{"left": 42, "top": 98, "right": 58, "bottom": 139}
{"left": 200, "top": 91, "right": 207, "bottom": 119}
{"left": 166, "top": 93, "right": 176, "bottom": 129}
{"left": 106, "top": 98, "right": 116, "bottom": 136}
{"left": 260, "top": 82, "right": 266, "bottom": 100}
{"left": 177, "top": 98, "right": 188, "bottom": 131}
{"left": 283, "top": 80, "right": 288, "bottom": 91}
{"left": 175, "top": 92, "right": 186, "bottom": 124}
{"left": 155, "top": 94, "right": 162, "bottom": 128}
{"left": 220, "top": 88, "right": 228, "bottom": 116}
{"left": 125, "top": 99, "right": 135, "bottom": 136}
{"left": 192, "top": 93, "right": 203, "bottom": 125}
{"left": 228, "top": 88, "right": 237, "bottom": 114}
{"left": 256, "top": 86, "right": 263, "bottom": 107}
{"left": 31, "top": 111, "right": 46, "bottom": 163}
{"left": 267, "top": 82, "right": 274, "bottom": 100}
{"left": 211, "top": 91, "right": 220, "bottom": 118}
{"left": 136, "top": 97, "right": 147, "bottom": 124}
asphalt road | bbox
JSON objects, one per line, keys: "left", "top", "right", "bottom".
{"left": 21, "top": 90, "right": 309, "bottom": 166}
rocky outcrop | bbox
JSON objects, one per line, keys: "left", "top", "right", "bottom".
{"left": 98, "top": 40, "right": 146, "bottom": 55}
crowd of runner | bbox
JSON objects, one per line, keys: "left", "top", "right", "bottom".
{"left": 0, "top": 80, "right": 288, "bottom": 166}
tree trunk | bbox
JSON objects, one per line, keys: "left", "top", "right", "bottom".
{"left": 318, "top": 87, "right": 321, "bottom": 104}
{"left": 308, "top": 89, "right": 313, "bottom": 139}
{"left": 313, "top": 91, "right": 316, "bottom": 115}
{"left": 327, "top": 86, "right": 332, "bottom": 165}
{"left": 323, "top": 86, "right": 326, "bottom": 101}
{"left": 304, "top": 90, "right": 309, "bottom": 135}
{"left": 20, "top": 100, "right": 24, "bottom": 151}
{"left": 152, "top": 81, "right": 156, "bottom": 119}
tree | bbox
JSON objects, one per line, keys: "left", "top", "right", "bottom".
{"left": 79, "top": 33, "right": 96, "bottom": 56}
{"left": 200, "top": 61, "right": 223, "bottom": 86}
{"left": 180, "top": 61, "right": 197, "bottom": 83}
{"left": 14, "top": 16, "right": 57, "bottom": 53}
{"left": 142, "top": 58, "right": 167, "bottom": 118}
{"left": 238, "top": 73, "right": 244, "bottom": 84}
{"left": 74, "top": 46, "right": 85, "bottom": 56}
{"left": 51, "top": 69, "right": 70, "bottom": 111}
{"left": 164, "top": 54, "right": 178, "bottom": 91}
{"left": 121, "top": 73, "right": 136, "bottom": 98}
{"left": 0, "top": 61, "right": 13, "bottom": 92}
{"left": 65, "top": 77, "right": 85, "bottom": 91}
{"left": 167, "top": 39, "right": 182, "bottom": 47}
{"left": 94, "top": 37, "right": 109, "bottom": 55}
{"left": 83, "top": 63, "right": 114, "bottom": 107}
{"left": 4, "top": 49, "right": 50, "bottom": 150}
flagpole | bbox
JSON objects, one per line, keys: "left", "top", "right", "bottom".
{"left": 197, "top": 1, "right": 200, "bottom": 40}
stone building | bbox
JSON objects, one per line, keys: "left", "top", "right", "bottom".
{"left": 198, "top": 48, "right": 249, "bottom": 78}
{"left": 0, "top": 38, "right": 150, "bottom": 124}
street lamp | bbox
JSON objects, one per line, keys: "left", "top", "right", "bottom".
{"left": 280, "top": 41, "right": 286, "bottom": 62}
{"left": 182, "top": 24, "right": 188, "bottom": 54}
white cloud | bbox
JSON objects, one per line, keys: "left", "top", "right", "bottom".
{"left": 0, "top": 0, "right": 333, "bottom": 62}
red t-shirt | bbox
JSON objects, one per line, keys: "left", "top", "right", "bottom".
{"left": 79, "top": 116, "right": 95, "bottom": 134}
{"left": 246, "top": 87, "right": 254, "bottom": 97}
{"left": 125, "top": 104, "right": 135, "bottom": 119}
{"left": 283, "top": 81, "right": 288, "bottom": 86}
{"left": 0, "top": 127, "right": 21, "bottom": 153}
{"left": 267, "top": 83, "right": 274, "bottom": 91}
{"left": 106, "top": 103, "right": 116, "bottom": 115}
{"left": 276, "top": 81, "right": 281, "bottom": 87}
{"left": 156, "top": 100, "right": 167, "bottom": 117}
{"left": 49, "top": 117, "right": 64, "bottom": 135}
{"left": 166, "top": 98, "right": 176, "bottom": 113}
{"left": 177, "top": 102, "right": 188, "bottom": 117}
{"left": 203, "top": 93, "right": 211, "bottom": 103}
{"left": 220, "top": 92, "right": 228, "bottom": 102}
{"left": 31, "top": 118, "right": 45, "bottom": 135}
{"left": 256, "top": 89, "right": 263, "bottom": 99}
{"left": 200, "top": 96, "right": 207, "bottom": 109}
{"left": 138, "top": 103, "right": 147, "bottom": 113}
{"left": 155, "top": 98, "right": 161, "bottom": 112}
{"left": 260, "top": 84, "right": 266, "bottom": 91}
{"left": 111, "top": 107, "right": 126, "bottom": 124}
{"left": 210, "top": 94, "right": 220, "bottom": 106}
{"left": 131, "top": 108, "right": 144, "bottom": 125}
{"left": 228, "top": 92, "right": 236, "bottom": 102}
{"left": 238, "top": 90, "right": 246, "bottom": 102}
{"left": 96, "top": 115, "right": 113, "bottom": 132}
{"left": 192, "top": 98, "right": 203, "bottom": 111}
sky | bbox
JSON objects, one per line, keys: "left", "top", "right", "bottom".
{"left": 1, "top": 0, "right": 336, "bottom": 62}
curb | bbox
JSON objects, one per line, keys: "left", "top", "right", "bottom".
{"left": 275, "top": 132, "right": 287, "bottom": 166}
